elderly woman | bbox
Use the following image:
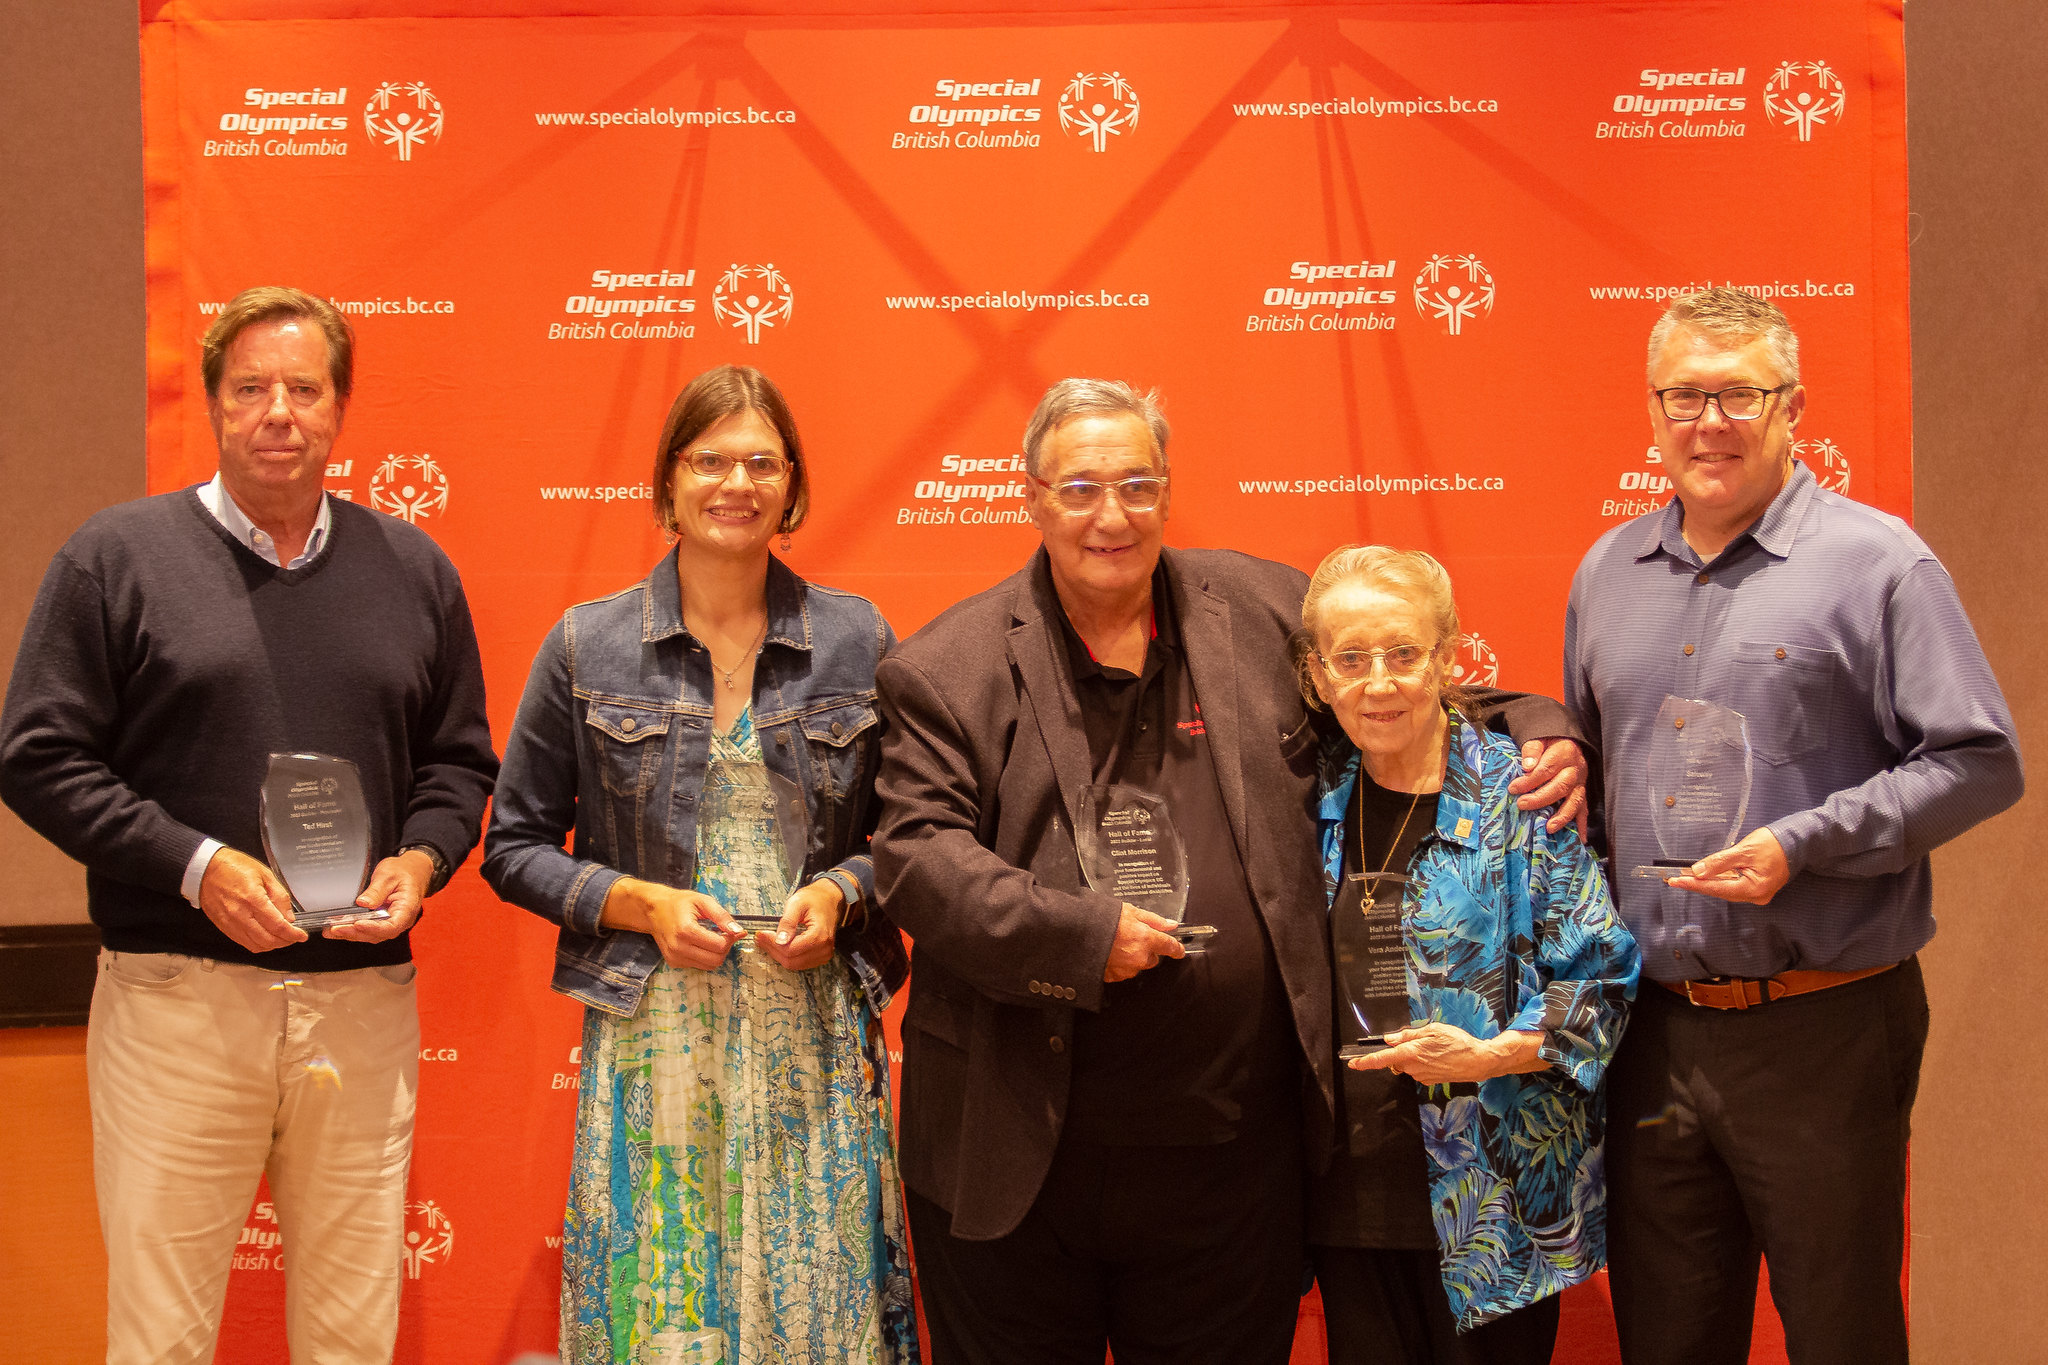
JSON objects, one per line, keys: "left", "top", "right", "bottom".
{"left": 482, "top": 366, "right": 918, "bottom": 1365}
{"left": 1294, "top": 545, "right": 1639, "bottom": 1365}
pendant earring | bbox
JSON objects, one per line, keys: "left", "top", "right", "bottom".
{"left": 780, "top": 529, "right": 793, "bottom": 552}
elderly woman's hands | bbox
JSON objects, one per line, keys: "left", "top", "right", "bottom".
{"left": 1348, "top": 1023, "right": 1550, "bottom": 1085}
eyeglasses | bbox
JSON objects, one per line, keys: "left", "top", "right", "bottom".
{"left": 682, "top": 449, "right": 791, "bottom": 483}
{"left": 1028, "top": 474, "right": 1168, "bottom": 515}
{"left": 1316, "top": 643, "right": 1439, "bottom": 684}
{"left": 1653, "top": 385, "right": 1792, "bottom": 422}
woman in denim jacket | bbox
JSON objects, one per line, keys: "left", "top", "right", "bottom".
{"left": 1295, "top": 545, "right": 1639, "bottom": 1365}
{"left": 483, "top": 366, "right": 918, "bottom": 1365}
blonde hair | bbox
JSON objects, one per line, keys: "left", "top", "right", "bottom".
{"left": 1290, "top": 544, "right": 1469, "bottom": 714}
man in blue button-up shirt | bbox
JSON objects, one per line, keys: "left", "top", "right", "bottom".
{"left": 1564, "top": 287, "right": 2021, "bottom": 1365}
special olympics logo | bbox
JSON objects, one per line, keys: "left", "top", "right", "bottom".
{"left": 1449, "top": 633, "right": 1500, "bottom": 689}
{"left": 712, "top": 264, "right": 794, "bottom": 345}
{"left": 370, "top": 453, "right": 450, "bottom": 524}
{"left": 1058, "top": 72, "right": 1140, "bottom": 153}
{"left": 402, "top": 1199, "right": 455, "bottom": 1279}
{"left": 1764, "top": 62, "right": 1845, "bottom": 142}
{"left": 363, "top": 82, "right": 445, "bottom": 161}
{"left": 319, "top": 777, "right": 339, "bottom": 796}
{"left": 1414, "top": 255, "right": 1496, "bottom": 336}
{"left": 1796, "top": 437, "right": 1851, "bottom": 495}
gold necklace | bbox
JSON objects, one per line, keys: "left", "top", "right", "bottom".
{"left": 1357, "top": 776, "right": 1424, "bottom": 911}
{"left": 1357, "top": 719, "right": 1446, "bottom": 909}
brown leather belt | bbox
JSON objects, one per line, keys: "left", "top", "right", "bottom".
{"left": 1656, "top": 961, "right": 1899, "bottom": 1010}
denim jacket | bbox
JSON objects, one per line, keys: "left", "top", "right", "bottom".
{"left": 482, "top": 549, "right": 902, "bottom": 1017}
{"left": 1317, "top": 712, "right": 1640, "bottom": 1328}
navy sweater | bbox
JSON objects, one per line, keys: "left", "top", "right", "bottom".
{"left": 0, "top": 488, "right": 497, "bottom": 970}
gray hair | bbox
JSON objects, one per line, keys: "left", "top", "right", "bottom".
{"left": 1021, "top": 379, "right": 1170, "bottom": 480}
{"left": 1288, "top": 544, "right": 1475, "bottom": 719}
{"left": 1646, "top": 286, "right": 1800, "bottom": 385}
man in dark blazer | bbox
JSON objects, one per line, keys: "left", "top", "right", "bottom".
{"left": 872, "top": 379, "right": 1584, "bottom": 1365}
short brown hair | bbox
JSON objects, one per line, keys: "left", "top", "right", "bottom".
{"left": 200, "top": 286, "right": 356, "bottom": 405}
{"left": 651, "top": 365, "right": 811, "bottom": 537}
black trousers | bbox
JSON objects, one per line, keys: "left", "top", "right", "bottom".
{"left": 1312, "top": 1246, "right": 1560, "bottom": 1365}
{"left": 906, "top": 1124, "right": 1306, "bottom": 1365}
{"left": 1606, "top": 958, "right": 1928, "bottom": 1365}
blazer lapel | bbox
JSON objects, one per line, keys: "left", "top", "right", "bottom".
{"left": 1167, "top": 552, "right": 1251, "bottom": 860}
{"left": 1008, "top": 551, "right": 1098, "bottom": 831}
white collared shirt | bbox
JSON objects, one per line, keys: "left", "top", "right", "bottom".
{"left": 196, "top": 472, "right": 332, "bottom": 568}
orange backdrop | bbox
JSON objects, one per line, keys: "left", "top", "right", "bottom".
{"left": 139, "top": 2, "right": 1906, "bottom": 1361}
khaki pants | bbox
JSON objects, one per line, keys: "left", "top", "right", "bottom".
{"left": 87, "top": 950, "right": 420, "bottom": 1365}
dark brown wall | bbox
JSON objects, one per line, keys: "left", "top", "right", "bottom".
{"left": 1902, "top": 2, "right": 2047, "bottom": 1358}
{"left": 0, "top": 0, "right": 145, "bottom": 927}
{"left": 0, "top": 1, "right": 2039, "bottom": 1357}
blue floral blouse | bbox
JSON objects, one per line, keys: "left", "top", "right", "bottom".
{"left": 1316, "top": 711, "right": 1640, "bottom": 1328}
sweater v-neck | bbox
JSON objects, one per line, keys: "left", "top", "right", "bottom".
{"left": 183, "top": 484, "right": 339, "bottom": 586}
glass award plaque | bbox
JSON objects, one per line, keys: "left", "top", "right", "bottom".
{"left": 1075, "top": 783, "right": 1216, "bottom": 955}
{"left": 1632, "top": 696, "right": 1754, "bottom": 881}
{"left": 701, "top": 760, "right": 807, "bottom": 949}
{"left": 1335, "top": 872, "right": 1413, "bottom": 1060}
{"left": 259, "top": 753, "right": 383, "bottom": 930}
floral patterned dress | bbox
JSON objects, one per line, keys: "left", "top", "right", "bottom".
{"left": 560, "top": 711, "right": 919, "bottom": 1365}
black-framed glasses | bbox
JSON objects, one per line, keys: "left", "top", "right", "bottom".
{"left": 1316, "top": 643, "right": 1439, "bottom": 684}
{"left": 1028, "top": 473, "right": 1168, "bottom": 515}
{"left": 683, "top": 449, "right": 791, "bottom": 483}
{"left": 1654, "top": 385, "right": 1792, "bottom": 422}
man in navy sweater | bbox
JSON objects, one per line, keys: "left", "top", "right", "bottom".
{"left": 0, "top": 286, "right": 496, "bottom": 1365}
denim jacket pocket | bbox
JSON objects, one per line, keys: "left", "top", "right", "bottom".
{"left": 586, "top": 702, "right": 673, "bottom": 797}
{"left": 796, "top": 700, "right": 880, "bottom": 863}
{"left": 583, "top": 702, "right": 673, "bottom": 870}
{"left": 800, "top": 702, "right": 879, "bottom": 799}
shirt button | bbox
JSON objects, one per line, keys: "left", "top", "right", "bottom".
{"left": 830, "top": 721, "right": 844, "bottom": 739}
{"left": 1049, "top": 1036, "right": 1065, "bottom": 1054}
{"left": 1775, "top": 648, "right": 1787, "bottom": 660}
{"left": 1665, "top": 796, "right": 1677, "bottom": 807}
{"left": 621, "top": 718, "right": 636, "bottom": 732}
{"left": 1674, "top": 950, "right": 1683, "bottom": 960}
{"left": 1682, "top": 644, "right": 1695, "bottom": 656}
{"left": 1674, "top": 718, "right": 1685, "bottom": 730}
{"left": 1696, "top": 572, "right": 1710, "bottom": 585}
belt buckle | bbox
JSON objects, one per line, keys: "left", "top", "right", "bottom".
{"left": 1685, "top": 976, "right": 1753, "bottom": 1010}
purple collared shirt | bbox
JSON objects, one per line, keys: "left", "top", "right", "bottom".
{"left": 1564, "top": 460, "right": 2022, "bottom": 981}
